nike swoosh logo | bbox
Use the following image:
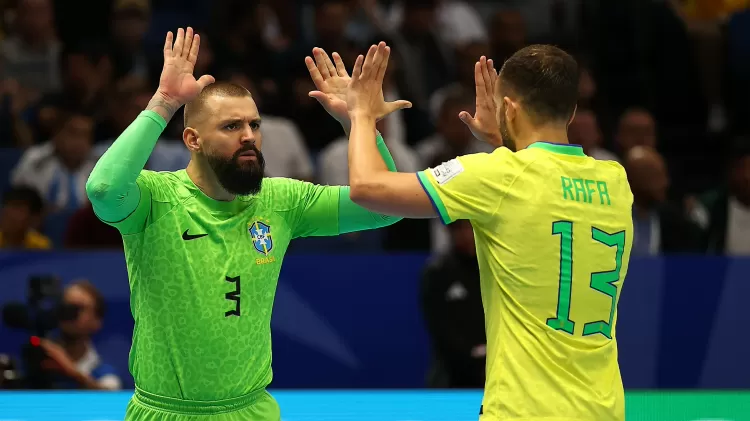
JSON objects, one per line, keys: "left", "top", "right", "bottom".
{"left": 182, "top": 230, "right": 208, "bottom": 241}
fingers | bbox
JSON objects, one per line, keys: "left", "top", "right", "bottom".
{"left": 173, "top": 28, "right": 185, "bottom": 58}
{"left": 321, "top": 49, "right": 338, "bottom": 77}
{"left": 197, "top": 74, "right": 216, "bottom": 90}
{"left": 352, "top": 54, "right": 365, "bottom": 82}
{"left": 164, "top": 31, "right": 174, "bottom": 58}
{"left": 480, "top": 56, "right": 493, "bottom": 98}
{"left": 308, "top": 90, "right": 330, "bottom": 106}
{"left": 361, "top": 44, "right": 378, "bottom": 78}
{"left": 305, "top": 56, "right": 326, "bottom": 89}
{"left": 375, "top": 44, "right": 390, "bottom": 85}
{"left": 487, "top": 58, "right": 497, "bottom": 93}
{"left": 188, "top": 33, "right": 201, "bottom": 64}
{"left": 474, "top": 61, "right": 486, "bottom": 100}
{"left": 183, "top": 27, "right": 194, "bottom": 57}
{"left": 332, "top": 52, "right": 349, "bottom": 77}
{"left": 313, "top": 48, "right": 332, "bottom": 79}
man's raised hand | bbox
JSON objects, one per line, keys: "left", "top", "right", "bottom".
{"left": 308, "top": 45, "right": 411, "bottom": 127}
{"left": 458, "top": 56, "right": 503, "bottom": 147}
{"left": 155, "top": 28, "right": 215, "bottom": 111}
{"left": 348, "top": 42, "right": 410, "bottom": 119}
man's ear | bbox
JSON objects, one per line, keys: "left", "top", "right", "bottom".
{"left": 568, "top": 104, "right": 578, "bottom": 126}
{"left": 183, "top": 127, "right": 200, "bottom": 152}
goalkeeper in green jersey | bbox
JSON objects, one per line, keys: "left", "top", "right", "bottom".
{"left": 85, "top": 28, "right": 412, "bottom": 421}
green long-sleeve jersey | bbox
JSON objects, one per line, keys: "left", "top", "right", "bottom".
{"left": 86, "top": 110, "right": 400, "bottom": 400}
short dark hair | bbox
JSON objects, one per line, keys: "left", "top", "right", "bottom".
{"left": 2, "top": 186, "right": 44, "bottom": 215}
{"left": 440, "top": 89, "right": 474, "bottom": 117}
{"left": 184, "top": 82, "right": 253, "bottom": 128}
{"left": 69, "top": 280, "right": 107, "bottom": 319}
{"left": 499, "top": 44, "right": 579, "bottom": 124}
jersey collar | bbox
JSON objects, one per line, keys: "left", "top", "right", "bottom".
{"left": 527, "top": 141, "right": 586, "bottom": 157}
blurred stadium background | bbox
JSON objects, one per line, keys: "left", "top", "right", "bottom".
{"left": 2, "top": 0, "right": 750, "bottom": 420}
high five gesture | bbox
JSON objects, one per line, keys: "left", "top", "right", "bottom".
{"left": 149, "top": 27, "right": 215, "bottom": 121}
{"left": 459, "top": 56, "right": 503, "bottom": 147}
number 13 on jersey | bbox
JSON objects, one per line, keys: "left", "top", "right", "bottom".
{"left": 546, "top": 221, "right": 626, "bottom": 339}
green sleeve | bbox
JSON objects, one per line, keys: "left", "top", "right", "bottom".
{"left": 290, "top": 132, "right": 401, "bottom": 237}
{"left": 85, "top": 110, "right": 166, "bottom": 234}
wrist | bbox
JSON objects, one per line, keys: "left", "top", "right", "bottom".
{"left": 147, "top": 91, "right": 181, "bottom": 122}
{"left": 349, "top": 111, "right": 377, "bottom": 125}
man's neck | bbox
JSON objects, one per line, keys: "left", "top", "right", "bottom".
{"left": 516, "top": 126, "right": 570, "bottom": 151}
{"left": 60, "top": 337, "right": 89, "bottom": 362}
{"left": 186, "top": 160, "right": 235, "bottom": 201}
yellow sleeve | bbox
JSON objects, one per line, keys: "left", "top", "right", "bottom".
{"left": 416, "top": 149, "right": 516, "bottom": 224}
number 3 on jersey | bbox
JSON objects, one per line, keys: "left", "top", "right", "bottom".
{"left": 546, "top": 221, "right": 626, "bottom": 339}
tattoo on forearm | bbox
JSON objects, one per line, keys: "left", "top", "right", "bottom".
{"left": 146, "top": 96, "right": 178, "bottom": 122}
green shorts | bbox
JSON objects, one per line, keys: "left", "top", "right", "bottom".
{"left": 125, "top": 387, "right": 281, "bottom": 421}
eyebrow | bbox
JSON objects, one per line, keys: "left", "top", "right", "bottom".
{"left": 218, "top": 117, "right": 262, "bottom": 127}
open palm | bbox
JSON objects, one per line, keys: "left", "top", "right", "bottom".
{"left": 305, "top": 48, "right": 410, "bottom": 126}
{"left": 157, "top": 27, "right": 215, "bottom": 106}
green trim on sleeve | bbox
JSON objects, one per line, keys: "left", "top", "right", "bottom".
{"left": 416, "top": 171, "right": 452, "bottom": 225}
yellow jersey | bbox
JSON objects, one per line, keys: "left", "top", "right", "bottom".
{"left": 0, "top": 230, "right": 52, "bottom": 249}
{"left": 417, "top": 142, "right": 633, "bottom": 421}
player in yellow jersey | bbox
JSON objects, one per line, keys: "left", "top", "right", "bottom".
{"left": 342, "top": 42, "right": 633, "bottom": 420}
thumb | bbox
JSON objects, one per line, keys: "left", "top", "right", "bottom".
{"left": 197, "top": 75, "right": 216, "bottom": 90}
{"left": 384, "top": 100, "right": 412, "bottom": 113}
{"left": 308, "top": 90, "right": 330, "bottom": 105}
{"left": 458, "top": 111, "right": 476, "bottom": 127}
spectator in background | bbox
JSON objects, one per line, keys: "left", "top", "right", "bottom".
{"left": 568, "top": 109, "right": 618, "bottom": 161}
{"left": 226, "top": 69, "right": 314, "bottom": 181}
{"left": 0, "top": 0, "right": 61, "bottom": 96}
{"left": 421, "top": 220, "right": 485, "bottom": 388}
{"left": 416, "top": 91, "right": 494, "bottom": 169}
{"left": 416, "top": 91, "right": 494, "bottom": 254}
{"left": 11, "top": 110, "right": 96, "bottom": 211}
{"left": 0, "top": 185, "right": 50, "bottom": 249}
{"left": 108, "top": 0, "right": 152, "bottom": 81}
{"left": 624, "top": 146, "right": 702, "bottom": 255}
{"left": 39, "top": 280, "right": 121, "bottom": 390}
{"left": 64, "top": 202, "right": 123, "bottom": 249}
{"left": 614, "top": 108, "right": 657, "bottom": 157}
{"left": 429, "top": 40, "right": 491, "bottom": 124}
{"left": 28, "top": 42, "right": 112, "bottom": 143}
{"left": 488, "top": 8, "right": 527, "bottom": 65}
{"left": 688, "top": 141, "right": 750, "bottom": 254}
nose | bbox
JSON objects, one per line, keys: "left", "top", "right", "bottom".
{"left": 239, "top": 128, "right": 256, "bottom": 145}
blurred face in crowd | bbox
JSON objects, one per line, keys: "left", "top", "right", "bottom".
{"left": 186, "top": 94, "right": 266, "bottom": 195}
{"left": 731, "top": 155, "right": 750, "bottom": 206}
{"left": 54, "top": 115, "right": 94, "bottom": 171}
{"left": 578, "top": 67, "right": 597, "bottom": 103}
{"left": 616, "top": 109, "right": 656, "bottom": 154}
{"left": 315, "top": 1, "right": 350, "bottom": 41}
{"left": 568, "top": 110, "right": 602, "bottom": 153}
{"left": 403, "top": 5, "right": 436, "bottom": 35}
{"left": 456, "top": 42, "right": 491, "bottom": 86}
{"left": 63, "top": 54, "right": 106, "bottom": 93}
{"left": 438, "top": 99, "right": 473, "bottom": 151}
{"left": 0, "top": 200, "right": 36, "bottom": 238}
{"left": 625, "top": 146, "right": 669, "bottom": 207}
{"left": 112, "top": 9, "right": 149, "bottom": 51}
{"left": 194, "top": 36, "right": 215, "bottom": 77}
{"left": 59, "top": 284, "right": 101, "bottom": 338}
{"left": 16, "top": 0, "right": 54, "bottom": 43}
{"left": 490, "top": 10, "right": 526, "bottom": 56}
{"left": 450, "top": 220, "right": 476, "bottom": 256}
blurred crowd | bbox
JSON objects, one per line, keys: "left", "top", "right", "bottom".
{"left": 0, "top": 0, "right": 748, "bottom": 257}
{"left": 1, "top": 0, "right": 750, "bottom": 391}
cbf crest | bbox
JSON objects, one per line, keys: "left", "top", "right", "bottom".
{"left": 249, "top": 220, "right": 273, "bottom": 255}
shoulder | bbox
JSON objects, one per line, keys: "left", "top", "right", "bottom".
{"left": 259, "top": 177, "right": 319, "bottom": 211}
{"left": 19, "top": 142, "right": 55, "bottom": 164}
{"left": 137, "top": 170, "right": 193, "bottom": 202}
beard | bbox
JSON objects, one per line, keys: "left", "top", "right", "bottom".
{"left": 499, "top": 111, "right": 516, "bottom": 152}
{"left": 205, "top": 142, "right": 266, "bottom": 195}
